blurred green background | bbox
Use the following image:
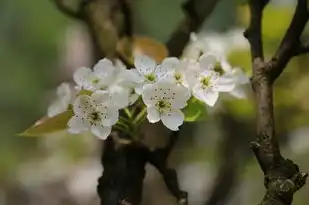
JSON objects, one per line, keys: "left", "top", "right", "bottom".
{"left": 0, "top": 0, "right": 309, "bottom": 204}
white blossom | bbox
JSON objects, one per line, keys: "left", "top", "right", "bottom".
{"left": 73, "top": 58, "right": 115, "bottom": 91}
{"left": 220, "top": 59, "right": 250, "bottom": 99}
{"left": 183, "top": 30, "right": 249, "bottom": 61}
{"left": 73, "top": 58, "right": 139, "bottom": 108}
{"left": 188, "top": 54, "right": 235, "bottom": 106}
{"left": 132, "top": 55, "right": 168, "bottom": 93}
{"left": 160, "top": 57, "right": 192, "bottom": 88}
{"left": 142, "top": 82, "right": 190, "bottom": 131}
{"left": 48, "top": 83, "right": 75, "bottom": 117}
{"left": 67, "top": 91, "right": 119, "bottom": 140}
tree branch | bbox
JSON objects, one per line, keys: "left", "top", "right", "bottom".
{"left": 148, "top": 131, "right": 188, "bottom": 205}
{"left": 243, "top": 0, "right": 269, "bottom": 61}
{"left": 245, "top": 0, "right": 308, "bottom": 204}
{"left": 295, "top": 42, "right": 309, "bottom": 55}
{"left": 165, "top": 0, "right": 221, "bottom": 57}
{"left": 98, "top": 133, "right": 148, "bottom": 205}
{"left": 270, "top": 0, "right": 309, "bottom": 82}
{"left": 50, "top": 0, "right": 84, "bottom": 19}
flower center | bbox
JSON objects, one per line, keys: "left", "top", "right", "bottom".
{"left": 201, "top": 76, "right": 211, "bottom": 89}
{"left": 92, "top": 78, "right": 100, "bottom": 84}
{"left": 156, "top": 100, "right": 171, "bottom": 113}
{"left": 90, "top": 112, "right": 100, "bottom": 122}
{"left": 145, "top": 74, "right": 156, "bottom": 82}
{"left": 174, "top": 73, "right": 182, "bottom": 81}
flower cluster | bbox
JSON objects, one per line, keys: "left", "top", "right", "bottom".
{"left": 47, "top": 53, "right": 248, "bottom": 140}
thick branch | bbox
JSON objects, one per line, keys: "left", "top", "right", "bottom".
{"left": 245, "top": 0, "right": 308, "bottom": 204}
{"left": 50, "top": 0, "right": 84, "bottom": 19}
{"left": 166, "top": 0, "right": 220, "bottom": 57}
{"left": 98, "top": 134, "right": 148, "bottom": 205}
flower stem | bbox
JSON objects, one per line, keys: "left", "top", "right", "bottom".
{"left": 124, "top": 108, "right": 133, "bottom": 119}
{"left": 133, "top": 107, "right": 147, "bottom": 126}
{"left": 115, "top": 121, "right": 134, "bottom": 137}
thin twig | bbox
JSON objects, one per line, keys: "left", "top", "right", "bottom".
{"left": 165, "top": 0, "right": 221, "bottom": 57}
{"left": 270, "top": 0, "right": 309, "bottom": 82}
{"left": 50, "top": 0, "right": 84, "bottom": 19}
{"left": 243, "top": 0, "right": 269, "bottom": 61}
{"left": 148, "top": 131, "right": 188, "bottom": 205}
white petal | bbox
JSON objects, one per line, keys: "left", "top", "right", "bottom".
{"left": 98, "top": 106, "right": 119, "bottom": 127}
{"left": 93, "top": 58, "right": 114, "bottom": 76}
{"left": 199, "top": 53, "right": 217, "bottom": 70}
{"left": 47, "top": 100, "right": 68, "bottom": 117}
{"left": 73, "top": 95, "right": 94, "bottom": 117}
{"left": 141, "top": 84, "right": 157, "bottom": 106}
{"left": 109, "top": 86, "right": 130, "bottom": 109}
{"left": 91, "top": 124, "right": 111, "bottom": 140}
{"left": 220, "top": 59, "right": 233, "bottom": 72}
{"left": 161, "top": 109, "right": 184, "bottom": 131}
{"left": 233, "top": 68, "right": 250, "bottom": 84}
{"left": 134, "top": 84, "right": 144, "bottom": 95}
{"left": 214, "top": 76, "right": 235, "bottom": 92}
{"left": 67, "top": 116, "right": 90, "bottom": 133}
{"left": 194, "top": 89, "right": 219, "bottom": 107}
{"left": 118, "top": 69, "right": 143, "bottom": 85}
{"left": 57, "top": 83, "right": 71, "bottom": 99}
{"left": 93, "top": 59, "right": 115, "bottom": 87}
{"left": 154, "top": 65, "right": 168, "bottom": 80}
{"left": 230, "top": 86, "right": 247, "bottom": 99}
{"left": 90, "top": 91, "right": 111, "bottom": 105}
{"left": 142, "top": 82, "right": 190, "bottom": 108}
{"left": 114, "top": 59, "right": 127, "bottom": 72}
{"left": 161, "top": 57, "right": 180, "bottom": 72}
{"left": 134, "top": 55, "right": 156, "bottom": 75}
{"left": 73, "top": 67, "right": 92, "bottom": 88}
{"left": 146, "top": 106, "right": 160, "bottom": 123}
{"left": 170, "top": 85, "right": 191, "bottom": 109}
{"left": 129, "top": 92, "right": 140, "bottom": 105}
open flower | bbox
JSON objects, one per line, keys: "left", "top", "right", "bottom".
{"left": 220, "top": 59, "right": 250, "bottom": 99}
{"left": 73, "top": 59, "right": 137, "bottom": 108}
{"left": 189, "top": 69, "right": 235, "bottom": 107}
{"left": 73, "top": 58, "right": 116, "bottom": 91}
{"left": 48, "top": 83, "right": 75, "bottom": 117}
{"left": 186, "top": 54, "right": 235, "bottom": 106}
{"left": 160, "top": 57, "right": 192, "bottom": 87}
{"left": 132, "top": 55, "right": 168, "bottom": 93}
{"left": 67, "top": 91, "right": 119, "bottom": 140}
{"left": 142, "top": 82, "right": 190, "bottom": 131}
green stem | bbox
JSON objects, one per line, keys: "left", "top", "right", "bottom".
{"left": 124, "top": 108, "right": 133, "bottom": 119}
{"left": 114, "top": 124, "right": 134, "bottom": 138}
{"left": 133, "top": 107, "right": 147, "bottom": 125}
{"left": 119, "top": 116, "right": 132, "bottom": 125}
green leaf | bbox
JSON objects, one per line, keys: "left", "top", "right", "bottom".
{"left": 18, "top": 110, "right": 74, "bottom": 137}
{"left": 182, "top": 98, "right": 207, "bottom": 122}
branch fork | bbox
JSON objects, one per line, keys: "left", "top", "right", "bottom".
{"left": 245, "top": 0, "right": 308, "bottom": 204}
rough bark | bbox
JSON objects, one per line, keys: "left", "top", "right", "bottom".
{"left": 244, "top": 0, "right": 308, "bottom": 204}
